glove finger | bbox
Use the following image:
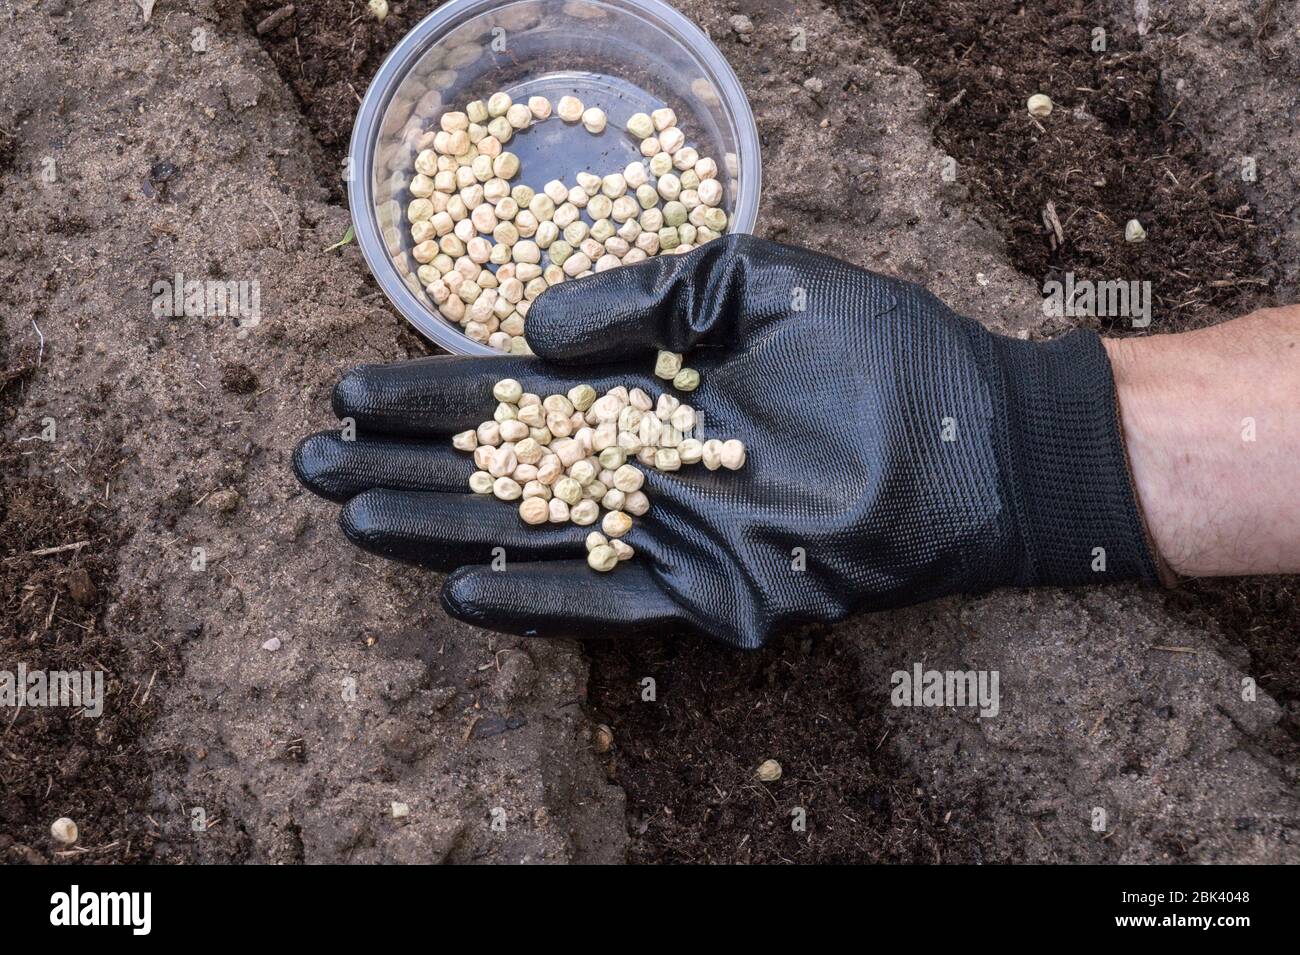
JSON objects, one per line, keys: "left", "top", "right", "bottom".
{"left": 440, "top": 559, "right": 686, "bottom": 638}
{"left": 333, "top": 355, "right": 661, "bottom": 438}
{"left": 339, "top": 488, "right": 587, "bottom": 569}
{"left": 525, "top": 233, "right": 768, "bottom": 363}
{"left": 293, "top": 431, "right": 473, "bottom": 502}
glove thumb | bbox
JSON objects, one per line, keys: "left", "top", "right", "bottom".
{"left": 525, "top": 234, "right": 766, "bottom": 363}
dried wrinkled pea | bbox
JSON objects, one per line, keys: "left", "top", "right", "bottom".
{"left": 654, "top": 350, "right": 683, "bottom": 379}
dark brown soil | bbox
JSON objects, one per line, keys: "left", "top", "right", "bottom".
{"left": 848, "top": 0, "right": 1273, "bottom": 333}
{"left": 230, "top": 0, "right": 446, "bottom": 170}
{"left": 1170, "top": 577, "right": 1300, "bottom": 736}
{"left": 0, "top": 345, "right": 181, "bottom": 864}
{"left": 585, "top": 632, "right": 977, "bottom": 863}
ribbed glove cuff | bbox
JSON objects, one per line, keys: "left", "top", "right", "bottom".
{"left": 985, "top": 328, "right": 1161, "bottom": 587}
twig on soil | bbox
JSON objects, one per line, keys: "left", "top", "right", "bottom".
{"left": 260, "top": 199, "right": 288, "bottom": 252}
{"left": 256, "top": 5, "right": 297, "bottom": 36}
{"left": 1149, "top": 645, "right": 1200, "bottom": 654}
{"left": 1041, "top": 202, "right": 1064, "bottom": 249}
{"left": 1208, "top": 277, "right": 1269, "bottom": 287}
{"left": 137, "top": 669, "right": 158, "bottom": 707}
{"left": 31, "top": 320, "right": 44, "bottom": 365}
{"left": 26, "top": 540, "right": 90, "bottom": 557}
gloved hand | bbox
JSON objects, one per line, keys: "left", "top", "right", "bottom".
{"left": 293, "top": 235, "right": 1159, "bottom": 648}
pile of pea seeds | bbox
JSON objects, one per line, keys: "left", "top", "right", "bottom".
{"left": 452, "top": 351, "right": 747, "bottom": 572}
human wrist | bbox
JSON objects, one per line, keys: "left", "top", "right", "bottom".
{"left": 1103, "top": 309, "right": 1300, "bottom": 577}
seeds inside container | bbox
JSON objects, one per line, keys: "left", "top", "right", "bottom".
{"left": 402, "top": 89, "right": 733, "bottom": 353}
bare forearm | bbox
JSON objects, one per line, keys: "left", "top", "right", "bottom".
{"left": 1104, "top": 306, "right": 1300, "bottom": 577}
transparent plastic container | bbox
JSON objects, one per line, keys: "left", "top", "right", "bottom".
{"left": 348, "top": 0, "right": 761, "bottom": 356}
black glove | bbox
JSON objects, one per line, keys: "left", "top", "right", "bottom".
{"left": 293, "top": 235, "right": 1159, "bottom": 647}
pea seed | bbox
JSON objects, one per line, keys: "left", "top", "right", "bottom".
{"left": 493, "top": 152, "right": 520, "bottom": 179}
{"left": 626, "top": 112, "right": 655, "bottom": 139}
{"left": 487, "top": 116, "right": 513, "bottom": 144}
{"left": 1027, "top": 93, "right": 1053, "bottom": 118}
{"left": 672, "top": 368, "right": 700, "bottom": 391}
{"left": 697, "top": 179, "right": 723, "bottom": 207}
{"left": 679, "top": 438, "right": 703, "bottom": 464}
{"left": 654, "top": 448, "right": 681, "bottom": 471}
{"left": 549, "top": 240, "right": 573, "bottom": 266}
{"left": 649, "top": 152, "right": 673, "bottom": 177}
{"left": 602, "top": 510, "right": 632, "bottom": 538}
{"left": 570, "top": 499, "right": 600, "bottom": 525}
{"left": 493, "top": 378, "right": 523, "bottom": 403}
{"left": 611, "top": 464, "right": 644, "bottom": 493}
{"left": 493, "top": 476, "right": 523, "bottom": 500}
{"left": 658, "top": 127, "right": 685, "bottom": 154}
{"left": 651, "top": 107, "right": 677, "bottom": 131}
{"left": 703, "top": 207, "right": 728, "bottom": 232}
{"left": 582, "top": 107, "right": 607, "bottom": 134}
{"left": 562, "top": 252, "right": 592, "bottom": 277}
{"left": 557, "top": 96, "right": 584, "bottom": 122}
{"left": 587, "top": 544, "right": 619, "bottom": 572}
{"left": 601, "top": 173, "right": 627, "bottom": 198}
{"left": 506, "top": 103, "right": 532, "bottom": 129}
{"left": 553, "top": 476, "right": 582, "bottom": 505}
{"left": 720, "top": 439, "right": 747, "bottom": 470}
{"left": 519, "top": 497, "right": 549, "bottom": 524}
{"left": 514, "top": 437, "right": 544, "bottom": 464}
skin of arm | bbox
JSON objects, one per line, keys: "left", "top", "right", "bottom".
{"left": 1103, "top": 305, "right": 1300, "bottom": 578}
